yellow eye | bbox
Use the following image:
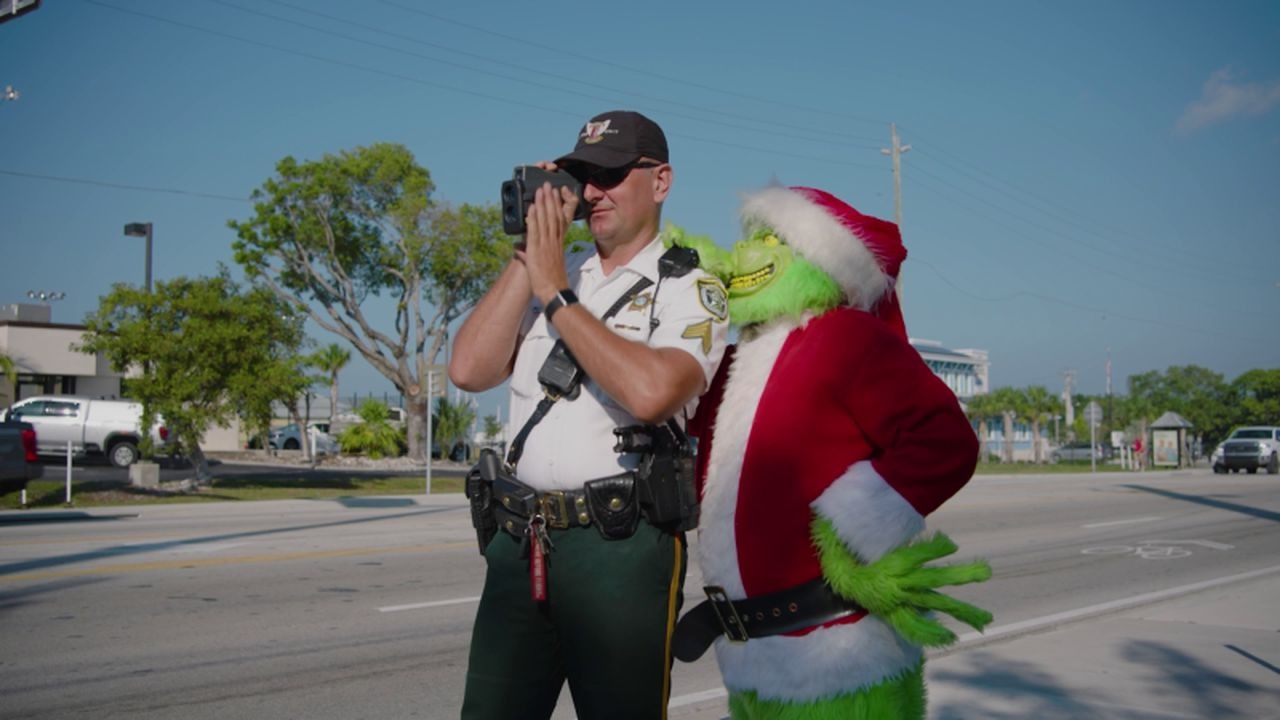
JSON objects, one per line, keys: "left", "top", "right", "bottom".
{"left": 762, "top": 233, "right": 781, "bottom": 247}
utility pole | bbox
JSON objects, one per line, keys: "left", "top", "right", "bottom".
{"left": 880, "top": 123, "right": 912, "bottom": 229}
{"left": 1062, "top": 369, "right": 1076, "bottom": 430}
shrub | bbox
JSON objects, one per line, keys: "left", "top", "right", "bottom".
{"left": 337, "top": 399, "right": 405, "bottom": 458}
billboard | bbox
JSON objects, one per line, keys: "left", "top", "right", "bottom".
{"left": 1152, "top": 429, "right": 1180, "bottom": 467}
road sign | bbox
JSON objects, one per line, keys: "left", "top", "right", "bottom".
{"left": 1083, "top": 400, "right": 1103, "bottom": 425}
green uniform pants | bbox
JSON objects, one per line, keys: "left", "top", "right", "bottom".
{"left": 460, "top": 520, "right": 687, "bottom": 720}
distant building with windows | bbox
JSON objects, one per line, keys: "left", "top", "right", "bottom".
{"left": 910, "top": 338, "right": 988, "bottom": 400}
{"left": 910, "top": 337, "right": 1045, "bottom": 461}
{"left": 0, "top": 303, "right": 239, "bottom": 451}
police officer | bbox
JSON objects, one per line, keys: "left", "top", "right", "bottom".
{"left": 449, "top": 110, "right": 729, "bottom": 720}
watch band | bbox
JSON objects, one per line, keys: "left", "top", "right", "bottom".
{"left": 544, "top": 289, "right": 578, "bottom": 322}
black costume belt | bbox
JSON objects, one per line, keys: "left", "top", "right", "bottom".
{"left": 672, "top": 579, "right": 866, "bottom": 662}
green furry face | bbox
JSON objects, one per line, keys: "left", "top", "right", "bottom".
{"left": 727, "top": 225, "right": 843, "bottom": 325}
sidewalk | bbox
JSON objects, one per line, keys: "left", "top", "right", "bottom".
{"left": 671, "top": 569, "right": 1280, "bottom": 720}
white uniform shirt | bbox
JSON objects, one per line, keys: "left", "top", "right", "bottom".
{"left": 508, "top": 235, "right": 729, "bottom": 491}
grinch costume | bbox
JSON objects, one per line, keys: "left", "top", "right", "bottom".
{"left": 674, "top": 186, "right": 991, "bottom": 719}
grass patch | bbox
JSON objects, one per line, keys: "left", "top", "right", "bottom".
{"left": 974, "top": 461, "right": 1129, "bottom": 475}
{"left": 1, "top": 473, "right": 463, "bottom": 509}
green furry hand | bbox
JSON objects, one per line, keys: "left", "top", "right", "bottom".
{"left": 661, "top": 224, "right": 733, "bottom": 283}
{"left": 813, "top": 518, "right": 993, "bottom": 647}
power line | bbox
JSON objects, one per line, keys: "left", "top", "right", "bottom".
{"left": 0, "top": 168, "right": 249, "bottom": 202}
{"left": 81, "top": 0, "right": 887, "bottom": 173}
{"left": 374, "top": 0, "right": 890, "bottom": 132}
{"left": 910, "top": 256, "right": 1267, "bottom": 347}
{"left": 239, "top": 0, "right": 884, "bottom": 150}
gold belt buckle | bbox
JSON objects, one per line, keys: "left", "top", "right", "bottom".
{"left": 537, "top": 491, "right": 570, "bottom": 529}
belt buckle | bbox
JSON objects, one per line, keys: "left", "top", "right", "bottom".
{"left": 704, "top": 586, "right": 749, "bottom": 643}
{"left": 537, "top": 491, "right": 570, "bottom": 529}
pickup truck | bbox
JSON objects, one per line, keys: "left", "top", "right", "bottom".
{"left": 1211, "top": 426, "right": 1280, "bottom": 474}
{"left": 1, "top": 396, "right": 169, "bottom": 468}
{"left": 0, "top": 420, "right": 43, "bottom": 495}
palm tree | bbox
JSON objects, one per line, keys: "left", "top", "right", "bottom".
{"left": 1024, "top": 386, "right": 1060, "bottom": 464}
{"left": 310, "top": 343, "right": 351, "bottom": 421}
{"left": 989, "top": 387, "right": 1026, "bottom": 463}
{"left": 963, "top": 393, "right": 1000, "bottom": 463}
{"left": 434, "top": 396, "right": 477, "bottom": 461}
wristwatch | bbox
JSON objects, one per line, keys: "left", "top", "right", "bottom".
{"left": 544, "top": 289, "right": 579, "bottom": 322}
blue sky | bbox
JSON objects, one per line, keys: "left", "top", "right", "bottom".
{"left": 2, "top": 0, "right": 1278, "bottom": 422}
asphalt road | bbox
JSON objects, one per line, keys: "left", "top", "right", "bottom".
{"left": 0, "top": 467, "right": 1277, "bottom": 719}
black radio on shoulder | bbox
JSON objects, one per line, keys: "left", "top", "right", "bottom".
{"left": 500, "top": 166, "right": 588, "bottom": 236}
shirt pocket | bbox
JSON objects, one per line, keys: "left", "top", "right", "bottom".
{"left": 511, "top": 317, "right": 554, "bottom": 400}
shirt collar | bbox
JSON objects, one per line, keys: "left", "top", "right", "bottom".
{"left": 579, "top": 233, "right": 664, "bottom": 284}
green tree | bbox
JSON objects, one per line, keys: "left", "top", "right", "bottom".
{"left": 434, "top": 396, "right": 477, "bottom": 461}
{"left": 1231, "top": 368, "right": 1280, "bottom": 428}
{"left": 963, "top": 393, "right": 1001, "bottom": 463}
{"left": 1128, "top": 365, "right": 1233, "bottom": 447}
{"left": 0, "top": 352, "right": 16, "bottom": 406}
{"left": 989, "top": 387, "right": 1025, "bottom": 463}
{"left": 79, "top": 273, "right": 308, "bottom": 482}
{"left": 482, "top": 413, "right": 503, "bottom": 445}
{"left": 1023, "top": 385, "right": 1060, "bottom": 463}
{"left": 337, "top": 399, "right": 403, "bottom": 458}
{"left": 311, "top": 343, "right": 351, "bottom": 422}
{"left": 229, "top": 143, "right": 509, "bottom": 461}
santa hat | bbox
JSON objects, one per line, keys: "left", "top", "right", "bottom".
{"left": 740, "top": 185, "right": 907, "bottom": 339}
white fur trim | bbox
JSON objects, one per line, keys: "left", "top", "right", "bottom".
{"left": 715, "top": 614, "right": 922, "bottom": 702}
{"left": 811, "top": 460, "right": 925, "bottom": 564}
{"left": 740, "top": 186, "right": 890, "bottom": 310}
{"left": 696, "top": 319, "right": 797, "bottom": 595}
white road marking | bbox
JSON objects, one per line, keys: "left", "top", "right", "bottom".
{"left": 1142, "top": 539, "right": 1234, "bottom": 550}
{"left": 378, "top": 596, "right": 482, "bottom": 613}
{"left": 953, "top": 563, "right": 1280, "bottom": 644}
{"left": 1082, "top": 516, "right": 1161, "bottom": 528}
{"left": 662, "top": 563, "right": 1280, "bottom": 712}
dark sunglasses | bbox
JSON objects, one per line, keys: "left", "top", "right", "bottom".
{"left": 573, "top": 160, "right": 662, "bottom": 189}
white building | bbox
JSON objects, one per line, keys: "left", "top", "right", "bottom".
{"left": 910, "top": 338, "right": 989, "bottom": 400}
{"left": 0, "top": 303, "right": 240, "bottom": 451}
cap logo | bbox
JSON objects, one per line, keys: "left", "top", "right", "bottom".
{"left": 581, "top": 119, "right": 614, "bottom": 145}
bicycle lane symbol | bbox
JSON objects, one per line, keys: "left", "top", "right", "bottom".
{"left": 1081, "top": 539, "right": 1232, "bottom": 560}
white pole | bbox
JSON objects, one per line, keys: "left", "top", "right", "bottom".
{"left": 425, "top": 369, "right": 433, "bottom": 495}
{"left": 65, "top": 440, "right": 73, "bottom": 504}
{"left": 1090, "top": 420, "right": 1097, "bottom": 474}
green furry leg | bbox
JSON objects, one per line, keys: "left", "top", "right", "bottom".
{"left": 727, "top": 661, "right": 925, "bottom": 720}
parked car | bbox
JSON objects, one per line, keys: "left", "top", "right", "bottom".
{"left": 0, "top": 420, "right": 43, "bottom": 495}
{"left": 1211, "top": 426, "right": 1280, "bottom": 474}
{"left": 1050, "top": 442, "right": 1109, "bottom": 463}
{"left": 1, "top": 396, "right": 170, "bottom": 467}
{"left": 269, "top": 422, "right": 340, "bottom": 455}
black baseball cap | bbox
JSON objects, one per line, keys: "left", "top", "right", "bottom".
{"left": 555, "top": 110, "right": 669, "bottom": 169}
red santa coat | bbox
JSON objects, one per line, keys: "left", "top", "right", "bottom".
{"left": 689, "top": 306, "right": 978, "bottom": 702}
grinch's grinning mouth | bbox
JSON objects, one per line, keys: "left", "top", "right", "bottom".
{"left": 729, "top": 264, "right": 776, "bottom": 291}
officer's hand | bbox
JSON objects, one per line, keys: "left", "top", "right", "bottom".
{"left": 812, "top": 518, "right": 993, "bottom": 647}
{"left": 522, "top": 182, "right": 576, "bottom": 303}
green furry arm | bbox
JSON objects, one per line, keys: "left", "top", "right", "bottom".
{"left": 812, "top": 517, "right": 993, "bottom": 647}
{"left": 661, "top": 224, "right": 733, "bottom": 283}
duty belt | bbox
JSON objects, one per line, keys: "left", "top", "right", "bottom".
{"left": 494, "top": 486, "right": 593, "bottom": 534}
{"left": 672, "top": 578, "right": 867, "bottom": 662}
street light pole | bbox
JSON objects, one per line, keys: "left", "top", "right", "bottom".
{"left": 123, "top": 222, "right": 153, "bottom": 293}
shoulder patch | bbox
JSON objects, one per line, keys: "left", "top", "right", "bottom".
{"left": 697, "top": 278, "right": 728, "bottom": 322}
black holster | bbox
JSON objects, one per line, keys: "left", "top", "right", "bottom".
{"left": 616, "top": 423, "right": 701, "bottom": 532}
{"left": 464, "top": 449, "right": 503, "bottom": 554}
